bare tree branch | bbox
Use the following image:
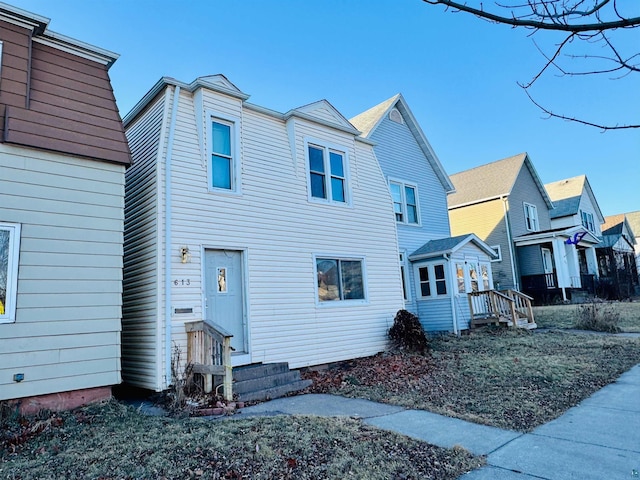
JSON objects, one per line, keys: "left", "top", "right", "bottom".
{"left": 521, "top": 87, "right": 640, "bottom": 129}
{"left": 421, "top": 0, "right": 640, "bottom": 129}
{"left": 422, "top": 0, "right": 640, "bottom": 31}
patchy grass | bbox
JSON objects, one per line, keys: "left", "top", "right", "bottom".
{"left": 1, "top": 400, "right": 483, "bottom": 480}
{"left": 304, "top": 329, "right": 640, "bottom": 432}
{"left": 533, "top": 300, "right": 640, "bottom": 332}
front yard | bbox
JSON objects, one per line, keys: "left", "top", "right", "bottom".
{"left": 533, "top": 300, "right": 640, "bottom": 332}
{"left": 3, "top": 302, "right": 640, "bottom": 478}
{"left": 1, "top": 401, "right": 481, "bottom": 479}
{"left": 303, "top": 328, "right": 640, "bottom": 432}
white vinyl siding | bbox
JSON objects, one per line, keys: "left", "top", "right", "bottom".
{"left": 122, "top": 94, "right": 165, "bottom": 390}
{"left": 122, "top": 84, "right": 404, "bottom": 383}
{"left": 0, "top": 144, "right": 124, "bottom": 401}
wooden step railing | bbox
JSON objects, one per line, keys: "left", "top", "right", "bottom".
{"left": 468, "top": 289, "right": 535, "bottom": 329}
{"left": 184, "top": 319, "right": 233, "bottom": 401}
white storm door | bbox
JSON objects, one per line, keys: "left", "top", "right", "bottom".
{"left": 541, "top": 248, "right": 555, "bottom": 288}
{"left": 204, "top": 249, "right": 246, "bottom": 354}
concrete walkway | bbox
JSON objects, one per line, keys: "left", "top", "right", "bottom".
{"left": 235, "top": 364, "right": 640, "bottom": 479}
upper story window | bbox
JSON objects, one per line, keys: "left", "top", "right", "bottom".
{"left": 0, "top": 223, "right": 20, "bottom": 324}
{"left": 580, "top": 210, "right": 595, "bottom": 232}
{"left": 416, "top": 262, "right": 447, "bottom": 299}
{"left": 210, "top": 117, "right": 239, "bottom": 192}
{"left": 389, "top": 180, "right": 419, "bottom": 225}
{"left": 523, "top": 202, "right": 539, "bottom": 232}
{"left": 316, "top": 257, "right": 365, "bottom": 302}
{"left": 307, "top": 143, "right": 347, "bottom": 204}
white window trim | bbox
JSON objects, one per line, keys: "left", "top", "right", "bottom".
{"left": 580, "top": 210, "right": 595, "bottom": 232}
{"left": 314, "top": 254, "right": 367, "bottom": 306}
{"left": 388, "top": 177, "right": 421, "bottom": 226}
{"left": 413, "top": 260, "right": 448, "bottom": 300}
{"left": 0, "top": 222, "right": 20, "bottom": 324}
{"left": 207, "top": 111, "right": 242, "bottom": 195}
{"left": 455, "top": 258, "right": 494, "bottom": 294}
{"left": 490, "top": 245, "right": 502, "bottom": 262}
{"left": 523, "top": 202, "right": 539, "bottom": 232}
{"left": 305, "top": 137, "right": 351, "bottom": 206}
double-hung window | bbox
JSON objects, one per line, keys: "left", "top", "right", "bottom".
{"left": 210, "top": 118, "right": 238, "bottom": 192}
{"left": 316, "top": 257, "right": 365, "bottom": 302}
{"left": 415, "top": 262, "right": 447, "bottom": 299}
{"left": 389, "top": 180, "right": 419, "bottom": 225}
{"left": 0, "top": 223, "right": 20, "bottom": 324}
{"left": 308, "top": 143, "right": 347, "bottom": 204}
{"left": 523, "top": 202, "right": 539, "bottom": 232}
{"left": 581, "top": 210, "right": 595, "bottom": 232}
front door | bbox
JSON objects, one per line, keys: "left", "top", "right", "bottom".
{"left": 204, "top": 249, "right": 246, "bottom": 354}
{"left": 541, "top": 248, "right": 555, "bottom": 288}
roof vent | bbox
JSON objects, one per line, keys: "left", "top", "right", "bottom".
{"left": 389, "top": 108, "right": 403, "bottom": 124}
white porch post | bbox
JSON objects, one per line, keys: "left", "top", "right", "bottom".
{"left": 552, "top": 238, "right": 570, "bottom": 301}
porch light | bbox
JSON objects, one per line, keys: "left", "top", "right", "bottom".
{"left": 180, "top": 246, "right": 191, "bottom": 263}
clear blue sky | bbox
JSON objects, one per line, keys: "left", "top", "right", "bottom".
{"left": 13, "top": 0, "right": 640, "bottom": 217}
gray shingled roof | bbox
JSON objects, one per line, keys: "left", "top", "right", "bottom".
{"left": 447, "top": 153, "right": 539, "bottom": 208}
{"left": 350, "top": 94, "right": 454, "bottom": 193}
{"left": 410, "top": 235, "right": 473, "bottom": 259}
{"left": 349, "top": 95, "right": 399, "bottom": 137}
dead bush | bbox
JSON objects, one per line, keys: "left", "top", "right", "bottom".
{"left": 388, "top": 309, "right": 429, "bottom": 354}
{"left": 574, "top": 301, "right": 622, "bottom": 333}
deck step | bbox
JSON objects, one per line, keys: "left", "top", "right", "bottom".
{"left": 232, "top": 362, "right": 310, "bottom": 402}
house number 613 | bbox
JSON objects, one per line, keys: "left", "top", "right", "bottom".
{"left": 174, "top": 279, "right": 191, "bottom": 286}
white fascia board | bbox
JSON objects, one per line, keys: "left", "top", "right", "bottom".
{"left": 0, "top": 2, "right": 48, "bottom": 33}
{"left": 448, "top": 194, "right": 506, "bottom": 210}
{"left": 33, "top": 31, "right": 119, "bottom": 67}
{"left": 285, "top": 110, "right": 361, "bottom": 135}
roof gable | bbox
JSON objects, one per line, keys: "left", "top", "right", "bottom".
{"left": 350, "top": 94, "right": 454, "bottom": 193}
{"left": 447, "top": 153, "right": 553, "bottom": 209}
{"left": 409, "top": 233, "right": 497, "bottom": 261}
{"left": 625, "top": 211, "right": 640, "bottom": 238}
{"left": 287, "top": 100, "right": 358, "bottom": 133}
{"left": 193, "top": 74, "right": 248, "bottom": 99}
{"left": 545, "top": 175, "right": 604, "bottom": 222}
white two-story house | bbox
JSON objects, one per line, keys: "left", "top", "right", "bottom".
{"left": 121, "top": 75, "right": 404, "bottom": 392}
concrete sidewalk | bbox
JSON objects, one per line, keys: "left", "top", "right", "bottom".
{"left": 235, "top": 364, "right": 640, "bottom": 479}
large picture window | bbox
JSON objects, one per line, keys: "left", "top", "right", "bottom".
{"left": 0, "top": 223, "right": 20, "bottom": 324}
{"left": 316, "top": 257, "right": 364, "bottom": 302}
{"left": 389, "top": 180, "right": 419, "bottom": 225}
{"left": 307, "top": 143, "right": 347, "bottom": 204}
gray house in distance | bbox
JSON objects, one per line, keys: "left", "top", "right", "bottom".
{"left": 448, "top": 154, "right": 599, "bottom": 303}
{"left": 351, "top": 94, "right": 497, "bottom": 333}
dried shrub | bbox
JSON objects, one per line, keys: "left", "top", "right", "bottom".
{"left": 388, "top": 309, "right": 429, "bottom": 354}
{"left": 574, "top": 301, "right": 622, "bottom": 333}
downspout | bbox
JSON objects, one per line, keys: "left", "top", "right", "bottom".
{"left": 502, "top": 196, "right": 519, "bottom": 291}
{"left": 164, "top": 85, "right": 181, "bottom": 386}
{"left": 445, "top": 253, "right": 459, "bottom": 335}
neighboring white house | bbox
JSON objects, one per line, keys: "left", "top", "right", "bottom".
{"left": 0, "top": 4, "right": 130, "bottom": 410}
{"left": 545, "top": 175, "right": 604, "bottom": 294}
{"left": 350, "top": 95, "right": 497, "bottom": 333}
{"left": 122, "top": 75, "right": 404, "bottom": 392}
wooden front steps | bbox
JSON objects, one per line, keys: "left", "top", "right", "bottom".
{"left": 469, "top": 289, "right": 537, "bottom": 330}
{"left": 233, "top": 362, "right": 312, "bottom": 403}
